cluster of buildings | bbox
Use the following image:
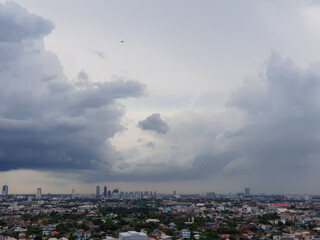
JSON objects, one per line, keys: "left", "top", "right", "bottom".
{"left": 95, "top": 186, "right": 158, "bottom": 200}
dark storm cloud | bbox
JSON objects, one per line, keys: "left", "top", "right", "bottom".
{"left": 0, "top": 2, "right": 145, "bottom": 172}
{"left": 65, "top": 150, "right": 236, "bottom": 183}
{"left": 138, "top": 113, "right": 169, "bottom": 134}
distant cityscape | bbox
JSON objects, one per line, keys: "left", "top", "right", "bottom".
{"left": 0, "top": 184, "right": 316, "bottom": 202}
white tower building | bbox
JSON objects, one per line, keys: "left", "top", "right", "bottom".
{"left": 36, "top": 188, "right": 42, "bottom": 199}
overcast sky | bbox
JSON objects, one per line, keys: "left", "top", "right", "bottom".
{"left": 1, "top": 0, "right": 320, "bottom": 194}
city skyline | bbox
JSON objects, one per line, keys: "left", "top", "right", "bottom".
{"left": 0, "top": 182, "right": 315, "bottom": 197}
{"left": 0, "top": 1, "right": 320, "bottom": 194}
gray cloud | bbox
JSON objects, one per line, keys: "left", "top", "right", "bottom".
{"left": 146, "top": 141, "right": 155, "bottom": 148}
{"left": 92, "top": 50, "right": 107, "bottom": 60}
{"left": 151, "top": 52, "right": 320, "bottom": 189}
{"left": 0, "top": 2, "right": 145, "bottom": 173}
{"left": 223, "top": 52, "right": 320, "bottom": 182}
{"left": 77, "top": 71, "right": 88, "bottom": 80}
{"left": 0, "top": 2, "right": 53, "bottom": 43}
{"left": 138, "top": 113, "right": 169, "bottom": 134}
{"left": 103, "top": 52, "right": 320, "bottom": 193}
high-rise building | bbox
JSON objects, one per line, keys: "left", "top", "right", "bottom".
{"left": 245, "top": 188, "right": 250, "bottom": 196}
{"left": 103, "top": 186, "right": 107, "bottom": 198}
{"left": 96, "top": 186, "right": 100, "bottom": 198}
{"left": 2, "top": 184, "right": 8, "bottom": 197}
{"left": 36, "top": 188, "right": 42, "bottom": 199}
{"left": 237, "top": 192, "right": 244, "bottom": 198}
{"left": 71, "top": 189, "right": 75, "bottom": 199}
{"left": 173, "top": 190, "right": 177, "bottom": 195}
{"left": 112, "top": 188, "right": 120, "bottom": 199}
{"left": 206, "top": 192, "right": 216, "bottom": 199}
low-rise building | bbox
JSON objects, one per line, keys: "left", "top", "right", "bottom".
{"left": 119, "top": 231, "right": 148, "bottom": 240}
{"left": 181, "top": 229, "right": 190, "bottom": 239}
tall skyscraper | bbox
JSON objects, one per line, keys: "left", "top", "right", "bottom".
{"left": 103, "top": 186, "right": 107, "bottom": 198}
{"left": 206, "top": 192, "right": 216, "bottom": 199}
{"left": 245, "top": 187, "right": 250, "bottom": 196}
{"left": 96, "top": 185, "right": 100, "bottom": 198}
{"left": 112, "top": 188, "right": 119, "bottom": 199}
{"left": 173, "top": 190, "right": 177, "bottom": 195}
{"left": 36, "top": 188, "right": 42, "bottom": 199}
{"left": 72, "top": 189, "right": 75, "bottom": 199}
{"left": 2, "top": 184, "right": 8, "bottom": 197}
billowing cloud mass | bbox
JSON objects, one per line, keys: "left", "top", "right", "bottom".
{"left": 223, "top": 53, "right": 320, "bottom": 186}
{"left": 138, "top": 113, "right": 169, "bottom": 134}
{"left": 0, "top": 2, "right": 145, "bottom": 172}
{"left": 111, "top": 52, "right": 320, "bottom": 192}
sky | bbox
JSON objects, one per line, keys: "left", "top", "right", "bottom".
{"left": 1, "top": 0, "right": 320, "bottom": 194}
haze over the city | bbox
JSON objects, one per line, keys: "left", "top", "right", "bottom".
{"left": 0, "top": 0, "right": 320, "bottom": 194}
